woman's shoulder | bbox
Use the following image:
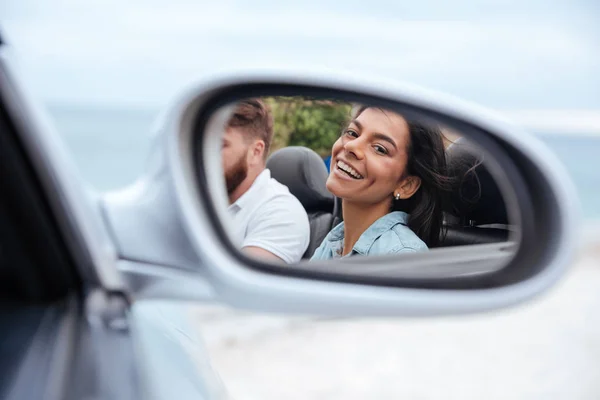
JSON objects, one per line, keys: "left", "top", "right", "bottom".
{"left": 369, "top": 220, "right": 428, "bottom": 255}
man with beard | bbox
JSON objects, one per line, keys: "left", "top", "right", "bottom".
{"left": 222, "top": 99, "right": 310, "bottom": 263}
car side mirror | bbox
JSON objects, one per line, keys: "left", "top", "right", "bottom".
{"left": 104, "top": 69, "right": 580, "bottom": 316}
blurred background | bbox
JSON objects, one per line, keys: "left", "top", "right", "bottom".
{"left": 2, "top": 1, "right": 600, "bottom": 398}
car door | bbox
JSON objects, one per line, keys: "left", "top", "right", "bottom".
{"left": 0, "top": 38, "right": 145, "bottom": 400}
{"left": 0, "top": 37, "right": 231, "bottom": 400}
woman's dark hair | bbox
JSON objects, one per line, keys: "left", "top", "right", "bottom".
{"left": 355, "top": 106, "right": 454, "bottom": 247}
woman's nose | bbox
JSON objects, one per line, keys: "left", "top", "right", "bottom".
{"left": 344, "top": 137, "right": 365, "bottom": 160}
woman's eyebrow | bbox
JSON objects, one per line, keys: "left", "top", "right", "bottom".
{"left": 350, "top": 119, "right": 362, "bottom": 130}
{"left": 350, "top": 119, "right": 398, "bottom": 150}
{"left": 371, "top": 133, "right": 398, "bottom": 150}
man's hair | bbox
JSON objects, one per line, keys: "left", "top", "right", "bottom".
{"left": 227, "top": 99, "right": 274, "bottom": 160}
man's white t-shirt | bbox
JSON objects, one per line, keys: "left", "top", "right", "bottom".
{"left": 227, "top": 169, "right": 310, "bottom": 263}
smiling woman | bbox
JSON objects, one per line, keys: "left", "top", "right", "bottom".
{"left": 313, "top": 105, "right": 451, "bottom": 259}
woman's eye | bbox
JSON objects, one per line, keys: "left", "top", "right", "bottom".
{"left": 344, "top": 129, "right": 358, "bottom": 138}
{"left": 374, "top": 145, "right": 388, "bottom": 155}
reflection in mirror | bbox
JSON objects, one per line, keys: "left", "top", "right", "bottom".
{"left": 206, "top": 95, "right": 520, "bottom": 279}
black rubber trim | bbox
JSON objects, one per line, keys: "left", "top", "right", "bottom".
{"left": 0, "top": 94, "right": 83, "bottom": 301}
{"left": 192, "top": 83, "right": 544, "bottom": 290}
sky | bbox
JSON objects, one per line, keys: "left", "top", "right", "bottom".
{"left": 1, "top": 0, "right": 599, "bottom": 114}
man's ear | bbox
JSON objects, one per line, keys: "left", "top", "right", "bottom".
{"left": 248, "top": 140, "right": 266, "bottom": 165}
{"left": 394, "top": 176, "right": 422, "bottom": 199}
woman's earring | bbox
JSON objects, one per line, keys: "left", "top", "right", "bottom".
{"left": 395, "top": 193, "right": 400, "bottom": 200}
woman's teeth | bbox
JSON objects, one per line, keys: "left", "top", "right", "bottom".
{"left": 337, "top": 160, "right": 363, "bottom": 179}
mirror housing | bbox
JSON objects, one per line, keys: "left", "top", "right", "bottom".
{"left": 103, "top": 68, "right": 580, "bottom": 316}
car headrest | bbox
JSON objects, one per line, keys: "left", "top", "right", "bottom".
{"left": 445, "top": 138, "right": 508, "bottom": 225}
{"left": 266, "top": 146, "right": 334, "bottom": 211}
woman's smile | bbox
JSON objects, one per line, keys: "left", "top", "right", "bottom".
{"left": 334, "top": 159, "right": 364, "bottom": 180}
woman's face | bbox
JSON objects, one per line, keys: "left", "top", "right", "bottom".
{"left": 326, "top": 107, "right": 412, "bottom": 206}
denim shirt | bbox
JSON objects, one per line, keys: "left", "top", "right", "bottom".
{"left": 310, "top": 211, "right": 428, "bottom": 260}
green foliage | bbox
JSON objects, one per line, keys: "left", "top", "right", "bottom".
{"left": 264, "top": 97, "right": 352, "bottom": 157}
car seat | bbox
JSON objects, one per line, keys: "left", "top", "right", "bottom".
{"left": 266, "top": 147, "right": 335, "bottom": 258}
{"left": 439, "top": 137, "right": 510, "bottom": 246}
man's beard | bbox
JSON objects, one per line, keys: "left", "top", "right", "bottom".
{"left": 225, "top": 154, "right": 248, "bottom": 195}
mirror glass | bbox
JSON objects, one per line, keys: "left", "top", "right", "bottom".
{"left": 200, "top": 94, "right": 521, "bottom": 280}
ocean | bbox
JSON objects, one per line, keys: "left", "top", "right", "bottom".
{"left": 45, "top": 104, "right": 600, "bottom": 221}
